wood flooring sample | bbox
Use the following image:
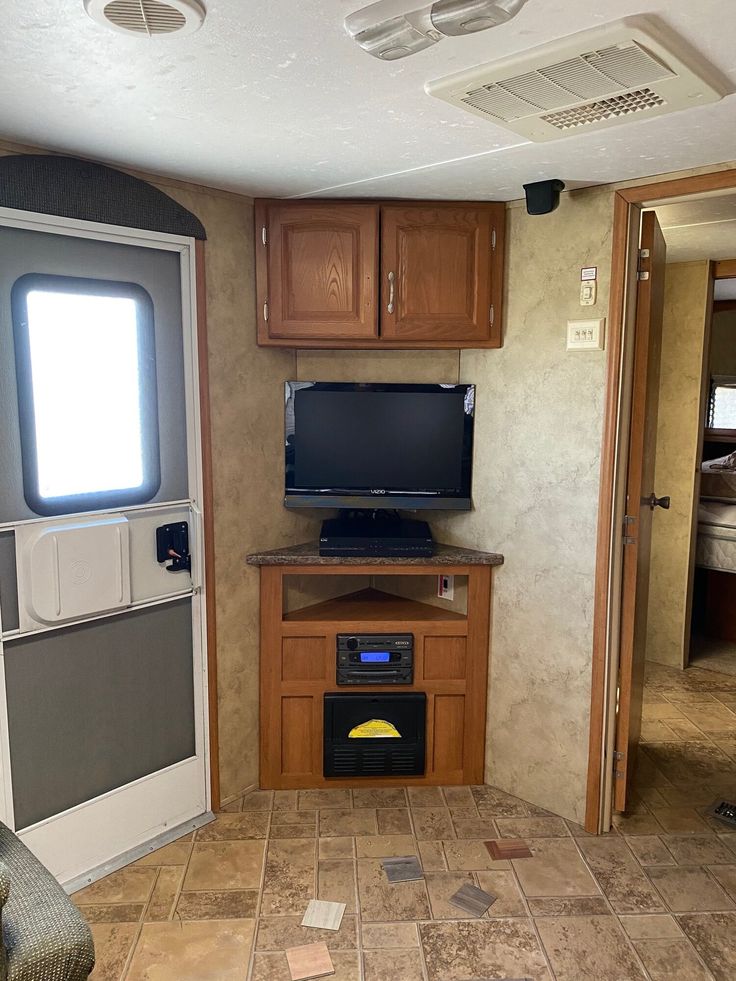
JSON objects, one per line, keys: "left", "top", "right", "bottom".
{"left": 286, "top": 942, "right": 335, "bottom": 980}
{"left": 301, "top": 899, "right": 346, "bottom": 931}
{"left": 485, "top": 839, "right": 533, "bottom": 860}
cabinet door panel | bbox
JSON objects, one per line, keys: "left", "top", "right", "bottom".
{"left": 432, "top": 694, "right": 466, "bottom": 777}
{"left": 381, "top": 205, "right": 499, "bottom": 343}
{"left": 265, "top": 203, "right": 378, "bottom": 340}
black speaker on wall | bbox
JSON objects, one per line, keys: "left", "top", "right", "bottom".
{"left": 523, "top": 178, "right": 566, "bottom": 215}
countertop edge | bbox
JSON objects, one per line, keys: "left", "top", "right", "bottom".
{"left": 246, "top": 542, "right": 504, "bottom": 567}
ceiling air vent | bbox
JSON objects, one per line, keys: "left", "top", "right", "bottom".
{"left": 84, "top": 0, "right": 206, "bottom": 38}
{"left": 426, "top": 17, "right": 730, "bottom": 141}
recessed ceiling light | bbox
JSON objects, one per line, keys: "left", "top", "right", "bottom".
{"left": 83, "top": 0, "right": 206, "bottom": 38}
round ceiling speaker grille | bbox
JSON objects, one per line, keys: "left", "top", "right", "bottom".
{"left": 84, "top": 0, "right": 205, "bottom": 37}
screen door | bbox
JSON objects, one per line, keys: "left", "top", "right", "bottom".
{"left": 0, "top": 210, "right": 210, "bottom": 887}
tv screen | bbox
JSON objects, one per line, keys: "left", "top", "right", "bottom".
{"left": 284, "top": 382, "right": 474, "bottom": 509}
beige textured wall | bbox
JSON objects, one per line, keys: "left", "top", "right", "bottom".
{"left": 298, "top": 188, "right": 613, "bottom": 824}
{"left": 710, "top": 310, "right": 736, "bottom": 375}
{"left": 157, "top": 183, "right": 320, "bottom": 799}
{"left": 645, "top": 262, "right": 711, "bottom": 669}
{"left": 432, "top": 189, "right": 613, "bottom": 824}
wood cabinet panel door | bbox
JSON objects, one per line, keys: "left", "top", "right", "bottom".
{"left": 380, "top": 204, "right": 502, "bottom": 344}
{"left": 263, "top": 202, "right": 379, "bottom": 340}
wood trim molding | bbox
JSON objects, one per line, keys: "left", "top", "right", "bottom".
{"left": 195, "top": 240, "right": 221, "bottom": 811}
{"left": 714, "top": 259, "right": 736, "bottom": 280}
{"left": 713, "top": 299, "right": 736, "bottom": 312}
{"left": 586, "top": 165, "right": 736, "bottom": 834}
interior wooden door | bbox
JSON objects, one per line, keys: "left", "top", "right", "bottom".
{"left": 380, "top": 204, "right": 501, "bottom": 344}
{"left": 614, "top": 210, "right": 667, "bottom": 811}
{"left": 262, "top": 202, "right": 378, "bottom": 341}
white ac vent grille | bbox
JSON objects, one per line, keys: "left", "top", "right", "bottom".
{"left": 84, "top": 0, "right": 205, "bottom": 38}
{"left": 426, "top": 17, "right": 729, "bottom": 141}
{"left": 542, "top": 88, "right": 666, "bottom": 131}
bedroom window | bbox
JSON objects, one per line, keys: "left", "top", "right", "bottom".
{"left": 11, "top": 273, "right": 161, "bottom": 516}
{"left": 709, "top": 375, "right": 736, "bottom": 431}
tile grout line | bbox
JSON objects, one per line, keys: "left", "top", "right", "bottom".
{"left": 568, "top": 832, "right": 655, "bottom": 981}
{"left": 406, "top": 790, "right": 431, "bottom": 981}
{"left": 245, "top": 797, "right": 274, "bottom": 981}
{"left": 120, "top": 868, "right": 161, "bottom": 981}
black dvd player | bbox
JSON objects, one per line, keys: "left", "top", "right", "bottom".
{"left": 319, "top": 516, "right": 434, "bottom": 558}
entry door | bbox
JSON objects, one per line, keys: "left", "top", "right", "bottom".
{"left": 0, "top": 212, "right": 210, "bottom": 886}
{"left": 613, "top": 211, "right": 667, "bottom": 811}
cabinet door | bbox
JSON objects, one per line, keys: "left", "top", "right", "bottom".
{"left": 380, "top": 204, "right": 503, "bottom": 345}
{"left": 258, "top": 202, "right": 379, "bottom": 342}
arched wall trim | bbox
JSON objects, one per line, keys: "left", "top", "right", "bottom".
{"left": 0, "top": 155, "right": 206, "bottom": 239}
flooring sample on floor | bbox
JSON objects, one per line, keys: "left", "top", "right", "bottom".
{"left": 301, "top": 900, "right": 346, "bottom": 932}
{"left": 286, "top": 942, "right": 335, "bottom": 980}
{"left": 448, "top": 883, "right": 496, "bottom": 917}
{"left": 382, "top": 856, "right": 424, "bottom": 883}
{"left": 485, "top": 839, "right": 532, "bottom": 860}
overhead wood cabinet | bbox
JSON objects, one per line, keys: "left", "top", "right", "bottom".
{"left": 255, "top": 199, "right": 505, "bottom": 349}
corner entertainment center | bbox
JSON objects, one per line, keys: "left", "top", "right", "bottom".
{"left": 247, "top": 543, "right": 503, "bottom": 789}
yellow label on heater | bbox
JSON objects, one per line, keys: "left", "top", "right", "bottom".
{"left": 348, "top": 719, "right": 401, "bottom": 739}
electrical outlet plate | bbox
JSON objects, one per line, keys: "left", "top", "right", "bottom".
{"left": 567, "top": 318, "right": 605, "bottom": 351}
{"left": 437, "top": 574, "right": 454, "bottom": 600}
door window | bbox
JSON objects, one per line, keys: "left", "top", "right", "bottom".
{"left": 12, "top": 274, "right": 161, "bottom": 515}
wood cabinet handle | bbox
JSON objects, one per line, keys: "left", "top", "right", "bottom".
{"left": 387, "top": 271, "right": 396, "bottom": 315}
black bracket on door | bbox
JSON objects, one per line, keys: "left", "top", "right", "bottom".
{"left": 156, "top": 522, "right": 191, "bottom": 573}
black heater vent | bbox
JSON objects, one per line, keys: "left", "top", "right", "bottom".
{"left": 324, "top": 692, "right": 426, "bottom": 778}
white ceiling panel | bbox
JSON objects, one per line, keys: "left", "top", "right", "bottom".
{"left": 1, "top": 1, "right": 736, "bottom": 199}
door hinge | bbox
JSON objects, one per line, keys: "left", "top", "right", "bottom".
{"left": 613, "top": 751, "right": 625, "bottom": 778}
{"left": 263, "top": 298, "right": 269, "bottom": 322}
{"left": 491, "top": 228, "right": 497, "bottom": 251}
{"left": 261, "top": 225, "right": 267, "bottom": 247}
{"left": 622, "top": 514, "right": 636, "bottom": 545}
{"left": 489, "top": 304, "right": 495, "bottom": 326}
{"left": 637, "top": 247, "right": 650, "bottom": 281}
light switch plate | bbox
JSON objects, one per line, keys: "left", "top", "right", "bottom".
{"left": 580, "top": 280, "right": 597, "bottom": 306}
{"left": 567, "top": 318, "right": 605, "bottom": 351}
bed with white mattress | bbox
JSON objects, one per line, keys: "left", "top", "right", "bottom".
{"left": 697, "top": 500, "right": 736, "bottom": 573}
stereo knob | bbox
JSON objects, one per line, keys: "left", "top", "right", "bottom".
{"left": 346, "top": 637, "right": 359, "bottom": 651}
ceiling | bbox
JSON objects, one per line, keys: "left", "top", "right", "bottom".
{"left": 2, "top": 1, "right": 736, "bottom": 200}
{"left": 655, "top": 193, "right": 736, "bottom": 262}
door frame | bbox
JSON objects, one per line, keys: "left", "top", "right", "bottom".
{"left": 585, "top": 166, "right": 736, "bottom": 833}
{"left": 0, "top": 206, "right": 220, "bottom": 831}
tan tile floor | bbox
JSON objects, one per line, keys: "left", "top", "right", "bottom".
{"left": 76, "top": 661, "right": 736, "bottom": 980}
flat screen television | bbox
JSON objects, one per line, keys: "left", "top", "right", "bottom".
{"left": 284, "top": 381, "right": 475, "bottom": 510}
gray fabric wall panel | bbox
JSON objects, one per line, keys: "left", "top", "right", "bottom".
{"left": 4, "top": 599, "right": 195, "bottom": 830}
{"left": 0, "top": 532, "right": 19, "bottom": 632}
{"left": 0, "top": 225, "right": 189, "bottom": 522}
{"left": 0, "top": 155, "right": 206, "bottom": 240}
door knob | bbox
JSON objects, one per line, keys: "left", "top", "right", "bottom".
{"left": 644, "top": 494, "right": 670, "bottom": 510}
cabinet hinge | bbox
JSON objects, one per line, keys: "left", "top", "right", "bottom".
{"left": 261, "top": 225, "right": 267, "bottom": 247}
{"left": 491, "top": 228, "right": 497, "bottom": 251}
{"left": 489, "top": 304, "right": 495, "bottom": 327}
{"left": 263, "top": 298, "right": 269, "bottom": 322}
